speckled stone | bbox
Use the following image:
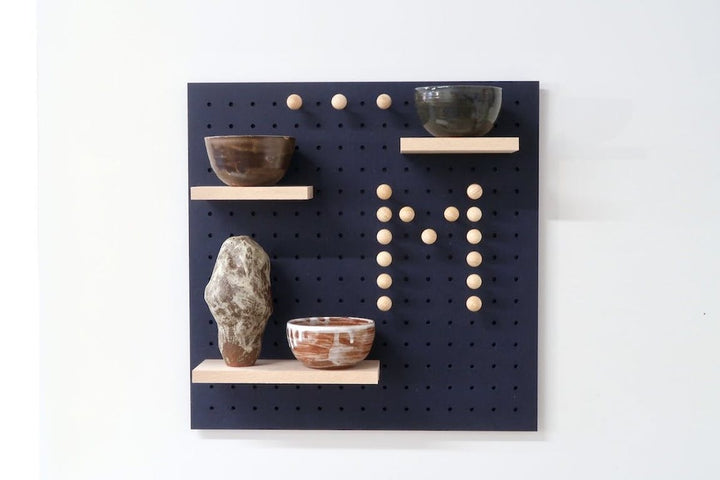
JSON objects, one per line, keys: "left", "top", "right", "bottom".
{"left": 204, "top": 236, "right": 272, "bottom": 367}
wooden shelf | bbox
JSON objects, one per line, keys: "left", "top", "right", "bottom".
{"left": 400, "top": 137, "right": 519, "bottom": 154}
{"left": 190, "top": 186, "right": 313, "bottom": 201}
{"left": 191, "top": 359, "right": 380, "bottom": 384}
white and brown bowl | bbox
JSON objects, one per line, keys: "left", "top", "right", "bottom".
{"left": 286, "top": 317, "right": 375, "bottom": 369}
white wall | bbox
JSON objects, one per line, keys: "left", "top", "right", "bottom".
{"left": 1, "top": 1, "right": 38, "bottom": 478}
{"left": 37, "top": 1, "right": 720, "bottom": 479}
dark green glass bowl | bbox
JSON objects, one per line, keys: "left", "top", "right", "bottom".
{"left": 414, "top": 85, "right": 502, "bottom": 137}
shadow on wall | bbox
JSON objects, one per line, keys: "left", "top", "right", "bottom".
{"left": 198, "top": 428, "right": 544, "bottom": 449}
{"left": 539, "top": 88, "right": 647, "bottom": 222}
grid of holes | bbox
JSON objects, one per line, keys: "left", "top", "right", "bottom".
{"left": 189, "top": 82, "right": 537, "bottom": 429}
{"left": 202, "top": 381, "right": 523, "bottom": 415}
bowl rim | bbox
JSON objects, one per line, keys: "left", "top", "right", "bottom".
{"left": 415, "top": 85, "right": 502, "bottom": 92}
{"left": 204, "top": 135, "right": 295, "bottom": 141}
{"left": 287, "top": 316, "right": 375, "bottom": 332}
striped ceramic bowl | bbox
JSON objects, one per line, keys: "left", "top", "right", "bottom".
{"left": 286, "top": 317, "right": 375, "bottom": 369}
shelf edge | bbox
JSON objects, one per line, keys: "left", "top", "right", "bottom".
{"left": 191, "top": 359, "right": 380, "bottom": 384}
{"left": 400, "top": 137, "right": 519, "bottom": 154}
{"left": 190, "top": 186, "right": 314, "bottom": 200}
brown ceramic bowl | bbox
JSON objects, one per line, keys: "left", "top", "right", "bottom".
{"left": 286, "top": 317, "right": 375, "bottom": 369}
{"left": 204, "top": 135, "right": 295, "bottom": 186}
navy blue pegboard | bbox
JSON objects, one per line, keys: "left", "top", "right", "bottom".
{"left": 189, "top": 81, "right": 538, "bottom": 430}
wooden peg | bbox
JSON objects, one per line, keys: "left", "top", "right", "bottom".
{"left": 286, "top": 93, "right": 303, "bottom": 110}
{"left": 421, "top": 229, "right": 437, "bottom": 245}
{"left": 467, "top": 183, "right": 483, "bottom": 200}
{"left": 466, "top": 274, "right": 482, "bottom": 289}
{"left": 467, "top": 206, "right": 482, "bottom": 222}
{"left": 377, "top": 295, "right": 392, "bottom": 311}
{"left": 376, "top": 184, "right": 392, "bottom": 200}
{"left": 376, "top": 206, "right": 392, "bottom": 223}
{"left": 376, "top": 273, "right": 392, "bottom": 289}
{"left": 331, "top": 93, "right": 348, "bottom": 110}
{"left": 444, "top": 206, "right": 460, "bottom": 222}
{"left": 466, "top": 251, "right": 483, "bottom": 267}
{"left": 376, "top": 229, "right": 392, "bottom": 245}
{"left": 466, "top": 229, "right": 482, "bottom": 244}
{"left": 376, "top": 251, "right": 392, "bottom": 267}
{"left": 399, "top": 206, "right": 415, "bottom": 223}
{"left": 466, "top": 296, "right": 482, "bottom": 312}
{"left": 376, "top": 93, "right": 392, "bottom": 110}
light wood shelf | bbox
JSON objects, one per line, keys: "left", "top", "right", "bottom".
{"left": 191, "top": 359, "right": 380, "bottom": 384}
{"left": 190, "top": 186, "right": 314, "bottom": 201}
{"left": 400, "top": 137, "right": 519, "bottom": 154}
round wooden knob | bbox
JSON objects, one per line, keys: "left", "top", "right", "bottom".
{"left": 376, "top": 273, "right": 392, "bottom": 289}
{"left": 376, "top": 228, "right": 392, "bottom": 245}
{"left": 331, "top": 93, "right": 348, "bottom": 110}
{"left": 467, "top": 206, "right": 482, "bottom": 222}
{"left": 467, "top": 183, "right": 483, "bottom": 200}
{"left": 376, "top": 206, "right": 392, "bottom": 223}
{"left": 376, "top": 184, "right": 392, "bottom": 200}
{"left": 399, "top": 206, "right": 415, "bottom": 223}
{"left": 376, "top": 251, "right": 392, "bottom": 267}
{"left": 376, "top": 93, "right": 392, "bottom": 110}
{"left": 466, "top": 229, "right": 482, "bottom": 244}
{"left": 466, "top": 274, "right": 482, "bottom": 289}
{"left": 466, "top": 296, "right": 482, "bottom": 312}
{"left": 421, "top": 229, "right": 437, "bottom": 244}
{"left": 466, "top": 251, "right": 483, "bottom": 267}
{"left": 377, "top": 295, "right": 392, "bottom": 311}
{"left": 444, "top": 206, "right": 460, "bottom": 222}
{"left": 286, "top": 93, "right": 303, "bottom": 110}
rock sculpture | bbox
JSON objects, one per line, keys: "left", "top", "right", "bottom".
{"left": 204, "top": 236, "right": 272, "bottom": 367}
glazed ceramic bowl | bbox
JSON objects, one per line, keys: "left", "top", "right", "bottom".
{"left": 414, "top": 85, "right": 502, "bottom": 137}
{"left": 204, "top": 135, "right": 295, "bottom": 186}
{"left": 287, "top": 317, "right": 375, "bottom": 369}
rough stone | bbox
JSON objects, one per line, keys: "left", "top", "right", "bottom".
{"left": 204, "top": 236, "right": 272, "bottom": 367}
